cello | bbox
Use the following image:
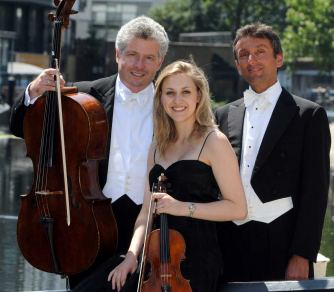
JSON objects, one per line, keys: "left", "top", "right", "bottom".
{"left": 16, "top": 0, "right": 118, "bottom": 278}
{"left": 137, "top": 174, "right": 192, "bottom": 292}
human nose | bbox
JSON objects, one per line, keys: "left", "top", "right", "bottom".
{"left": 248, "top": 54, "right": 257, "bottom": 65}
{"left": 173, "top": 93, "right": 182, "bottom": 103}
{"left": 134, "top": 57, "right": 145, "bottom": 70}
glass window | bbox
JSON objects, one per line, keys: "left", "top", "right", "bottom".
{"left": 92, "top": 4, "right": 107, "bottom": 25}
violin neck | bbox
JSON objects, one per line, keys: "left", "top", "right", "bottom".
{"left": 160, "top": 213, "right": 171, "bottom": 263}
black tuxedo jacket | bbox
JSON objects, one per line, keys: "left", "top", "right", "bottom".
{"left": 214, "top": 87, "right": 331, "bottom": 262}
{"left": 9, "top": 74, "right": 118, "bottom": 189}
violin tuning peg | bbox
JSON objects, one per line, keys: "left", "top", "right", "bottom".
{"left": 70, "top": 10, "right": 78, "bottom": 14}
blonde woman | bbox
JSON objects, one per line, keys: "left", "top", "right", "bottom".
{"left": 73, "top": 61, "right": 246, "bottom": 292}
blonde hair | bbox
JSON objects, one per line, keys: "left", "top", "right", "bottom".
{"left": 154, "top": 60, "right": 217, "bottom": 155}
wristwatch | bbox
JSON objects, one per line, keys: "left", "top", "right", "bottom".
{"left": 189, "top": 202, "right": 196, "bottom": 217}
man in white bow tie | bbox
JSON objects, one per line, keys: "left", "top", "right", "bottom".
{"left": 215, "top": 23, "right": 330, "bottom": 282}
{"left": 9, "top": 16, "right": 169, "bottom": 288}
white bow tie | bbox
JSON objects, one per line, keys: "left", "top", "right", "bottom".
{"left": 119, "top": 90, "right": 148, "bottom": 108}
{"left": 244, "top": 90, "right": 269, "bottom": 108}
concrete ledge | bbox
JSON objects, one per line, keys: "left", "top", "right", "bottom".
{"left": 23, "top": 277, "right": 334, "bottom": 292}
{"left": 220, "top": 277, "right": 334, "bottom": 292}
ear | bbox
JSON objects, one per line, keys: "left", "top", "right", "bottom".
{"left": 276, "top": 53, "right": 284, "bottom": 68}
{"left": 116, "top": 48, "right": 120, "bottom": 64}
{"left": 235, "top": 60, "right": 242, "bottom": 75}
{"left": 157, "top": 57, "right": 164, "bottom": 71}
{"left": 197, "top": 90, "right": 202, "bottom": 103}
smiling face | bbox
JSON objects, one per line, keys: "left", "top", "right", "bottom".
{"left": 116, "top": 38, "right": 164, "bottom": 93}
{"left": 235, "top": 36, "right": 283, "bottom": 93}
{"left": 160, "top": 73, "right": 201, "bottom": 125}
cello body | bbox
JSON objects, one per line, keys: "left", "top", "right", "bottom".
{"left": 17, "top": 92, "right": 118, "bottom": 275}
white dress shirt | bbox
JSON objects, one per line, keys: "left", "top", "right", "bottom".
{"left": 102, "top": 76, "right": 154, "bottom": 204}
{"left": 234, "top": 80, "right": 293, "bottom": 225}
{"left": 24, "top": 84, "right": 40, "bottom": 106}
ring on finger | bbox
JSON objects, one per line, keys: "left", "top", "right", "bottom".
{"left": 47, "top": 80, "right": 50, "bottom": 86}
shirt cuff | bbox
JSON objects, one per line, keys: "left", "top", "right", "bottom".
{"left": 24, "top": 83, "right": 42, "bottom": 106}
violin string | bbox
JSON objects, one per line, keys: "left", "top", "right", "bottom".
{"left": 162, "top": 213, "right": 166, "bottom": 287}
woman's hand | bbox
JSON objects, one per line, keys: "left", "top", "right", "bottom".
{"left": 152, "top": 193, "right": 187, "bottom": 216}
{"left": 107, "top": 251, "right": 138, "bottom": 291}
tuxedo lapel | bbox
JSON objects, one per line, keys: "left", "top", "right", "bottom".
{"left": 252, "top": 89, "right": 299, "bottom": 178}
{"left": 95, "top": 75, "right": 117, "bottom": 189}
{"left": 228, "top": 102, "right": 246, "bottom": 164}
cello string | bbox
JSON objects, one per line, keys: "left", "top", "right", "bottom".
{"left": 38, "top": 20, "right": 60, "bottom": 216}
{"left": 36, "top": 91, "right": 52, "bottom": 218}
{"left": 38, "top": 20, "right": 62, "bottom": 217}
{"left": 43, "top": 23, "right": 61, "bottom": 216}
{"left": 43, "top": 21, "right": 63, "bottom": 216}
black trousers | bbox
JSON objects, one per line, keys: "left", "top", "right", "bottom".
{"left": 218, "top": 210, "right": 314, "bottom": 282}
{"left": 69, "top": 195, "right": 142, "bottom": 289}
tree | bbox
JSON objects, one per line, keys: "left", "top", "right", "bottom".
{"left": 149, "top": 0, "right": 288, "bottom": 41}
{"left": 283, "top": 0, "right": 334, "bottom": 72}
{"left": 149, "top": 0, "right": 224, "bottom": 41}
{"left": 221, "top": 0, "right": 288, "bottom": 37}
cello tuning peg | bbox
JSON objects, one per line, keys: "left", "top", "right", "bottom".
{"left": 70, "top": 10, "right": 78, "bottom": 14}
{"left": 48, "top": 13, "right": 56, "bottom": 23}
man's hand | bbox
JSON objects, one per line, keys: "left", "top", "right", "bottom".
{"left": 285, "top": 254, "right": 309, "bottom": 280}
{"left": 29, "top": 68, "right": 66, "bottom": 99}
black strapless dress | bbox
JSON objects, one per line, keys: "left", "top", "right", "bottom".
{"left": 72, "top": 160, "right": 223, "bottom": 292}
{"left": 148, "top": 160, "right": 223, "bottom": 292}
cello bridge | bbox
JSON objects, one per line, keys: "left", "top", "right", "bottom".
{"left": 36, "top": 190, "right": 63, "bottom": 196}
{"left": 160, "top": 274, "right": 172, "bottom": 278}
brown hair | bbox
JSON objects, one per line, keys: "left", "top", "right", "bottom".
{"left": 233, "top": 22, "right": 283, "bottom": 62}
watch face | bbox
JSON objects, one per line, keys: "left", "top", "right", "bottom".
{"left": 190, "top": 203, "right": 195, "bottom": 211}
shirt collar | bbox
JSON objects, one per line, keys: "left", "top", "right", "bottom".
{"left": 249, "top": 80, "right": 282, "bottom": 106}
{"left": 116, "top": 75, "right": 154, "bottom": 106}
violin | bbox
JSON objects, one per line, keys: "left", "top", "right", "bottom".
{"left": 137, "top": 174, "right": 192, "bottom": 292}
{"left": 16, "top": 0, "right": 117, "bottom": 278}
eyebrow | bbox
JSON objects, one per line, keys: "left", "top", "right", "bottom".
{"left": 165, "top": 86, "right": 192, "bottom": 90}
{"left": 239, "top": 44, "right": 268, "bottom": 53}
{"left": 126, "top": 50, "right": 156, "bottom": 58}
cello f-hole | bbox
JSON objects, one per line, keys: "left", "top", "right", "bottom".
{"left": 68, "top": 176, "right": 81, "bottom": 209}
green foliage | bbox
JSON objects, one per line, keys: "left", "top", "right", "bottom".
{"left": 283, "top": 0, "right": 334, "bottom": 72}
{"left": 149, "top": 0, "right": 288, "bottom": 41}
{"left": 148, "top": 0, "right": 196, "bottom": 41}
{"left": 211, "top": 99, "right": 227, "bottom": 110}
{"left": 221, "top": 0, "right": 288, "bottom": 37}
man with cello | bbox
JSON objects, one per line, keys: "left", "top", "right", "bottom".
{"left": 9, "top": 16, "right": 169, "bottom": 288}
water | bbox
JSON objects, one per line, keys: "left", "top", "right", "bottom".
{"left": 0, "top": 111, "right": 334, "bottom": 291}
{"left": 0, "top": 134, "right": 66, "bottom": 292}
